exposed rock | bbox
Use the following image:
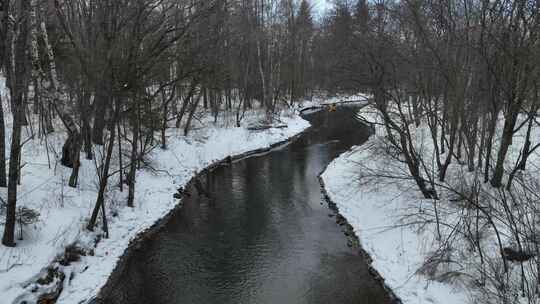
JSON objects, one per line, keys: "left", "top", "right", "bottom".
{"left": 35, "top": 267, "right": 66, "bottom": 304}
{"left": 336, "top": 214, "right": 346, "bottom": 225}
{"left": 59, "top": 244, "right": 86, "bottom": 266}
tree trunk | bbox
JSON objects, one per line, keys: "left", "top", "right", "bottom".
{"left": 507, "top": 116, "right": 535, "bottom": 190}
{"left": 491, "top": 105, "right": 519, "bottom": 187}
{"left": 127, "top": 116, "right": 139, "bottom": 208}
{"left": 40, "top": 21, "right": 82, "bottom": 187}
{"left": 81, "top": 89, "right": 93, "bottom": 160}
{"left": 0, "top": 94, "right": 7, "bottom": 187}
{"left": 87, "top": 102, "right": 118, "bottom": 232}
{"left": 439, "top": 120, "right": 457, "bottom": 182}
{"left": 256, "top": 38, "right": 268, "bottom": 113}
{"left": 160, "top": 84, "right": 175, "bottom": 149}
{"left": 184, "top": 93, "right": 202, "bottom": 136}
{"left": 117, "top": 118, "right": 123, "bottom": 191}
{"left": 484, "top": 111, "right": 497, "bottom": 183}
{"left": 92, "top": 86, "right": 108, "bottom": 145}
{"left": 0, "top": 0, "right": 9, "bottom": 72}
{"left": 176, "top": 81, "right": 197, "bottom": 128}
{"left": 477, "top": 114, "right": 486, "bottom": 170}
{"left": 2, "top": 0, "right": 30, "bottom": 247}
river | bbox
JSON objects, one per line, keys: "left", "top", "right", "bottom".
{"left": 98, "top": 106, "right": 392, "bottom": 304}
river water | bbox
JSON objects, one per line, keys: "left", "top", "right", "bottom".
{"left": 100, "top": 106, "right": 391, "bottom": 304}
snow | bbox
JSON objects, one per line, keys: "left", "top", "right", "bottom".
{"left": 0, "top": 73, "right": 311, "bottom": 304}
{"left": 3, "top": 76, "right": 510, "bottom": 304}
{"left": 321, "top": 102, "right": 540, "bottom": 304}
{"left": 57, "top": 116, "right": 309, "bottom": 304}
{"left": 298, "top": 93, "right": 370, "bottom": 111}
{"left": 321, "top": 143, "right": 470, "bottom": 303}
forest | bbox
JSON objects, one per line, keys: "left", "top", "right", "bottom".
{"left": 0, "top": 0, "right": 316, "bottom": 246}
{"left": 1, "top": 0, "right": 540, "bottom": 303}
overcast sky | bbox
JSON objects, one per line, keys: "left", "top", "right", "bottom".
{"left": 312, "top": 0, "right": 332, "bottom": 16}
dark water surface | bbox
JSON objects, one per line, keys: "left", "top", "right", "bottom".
{"left": 101, "top": 107, "right": 391, "bottom": 304}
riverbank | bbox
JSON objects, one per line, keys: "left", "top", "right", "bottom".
{"left": 320, "top": 96, "right": 540, "bottom": 304}
{"left": 97, "top": 104, "right": 394, "bottom": 304}
{"left": 318, "top": 175, "right": 402, "bottom": 304}
{"left": 321, "top": 145, "right": 468, "bottom": 303}
{"left": 0, "top": 100, "right": 310, "bottom": 303}
{"left": 320, "top": 106, "right": 469, "bottom": 303}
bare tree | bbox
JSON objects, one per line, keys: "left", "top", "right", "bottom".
{"left": 2, "top": 0, "right": 31, "bottom": 247}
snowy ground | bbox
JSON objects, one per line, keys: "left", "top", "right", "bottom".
{"left": 321, "top": 144, "right": 470, "bottom": 303}
{"left": 298, "top": 92, "right": 370, "bottom": 110}
{"left": 0, "top": 79, "right": 311, "bottom": 303}
{"left": 321, "top": 103, "right": 540, "bottom": 304}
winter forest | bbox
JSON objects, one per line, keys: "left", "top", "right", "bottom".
{"left": 1, "top": 0, "right": 540, "bottom": 303}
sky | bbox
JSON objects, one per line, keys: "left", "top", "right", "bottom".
{"left": 312, "top": 0, "right": 332, "bottom": 14}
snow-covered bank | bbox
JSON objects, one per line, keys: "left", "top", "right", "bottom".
{"left": 0, "top": 106, "right": 310, "bottom": 303}
{"left": 299, "top": 93, "right": 370, "bottom": 111}
{"left": 320, "top": 97, "right": 540, "bottom": 304}
{"left": 319, "top": 102, "right": 478, "bottom": 304}
{"left": 321, "top": 143, "right": 469, "bottom": 303}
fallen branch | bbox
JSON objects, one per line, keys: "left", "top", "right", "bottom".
{"left": 247, "top": 124, "right": 287, "bottom": 131}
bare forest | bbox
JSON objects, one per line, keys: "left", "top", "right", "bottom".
{"left": 1, "top": 0, "right": 540, "bottom": 303}
{"left": 324, "top": 0, "right": 540, "bottom": 303}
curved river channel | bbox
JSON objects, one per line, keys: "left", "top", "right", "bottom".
{"left": 99, "top": 106, "right": 392, "bottom": 304}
